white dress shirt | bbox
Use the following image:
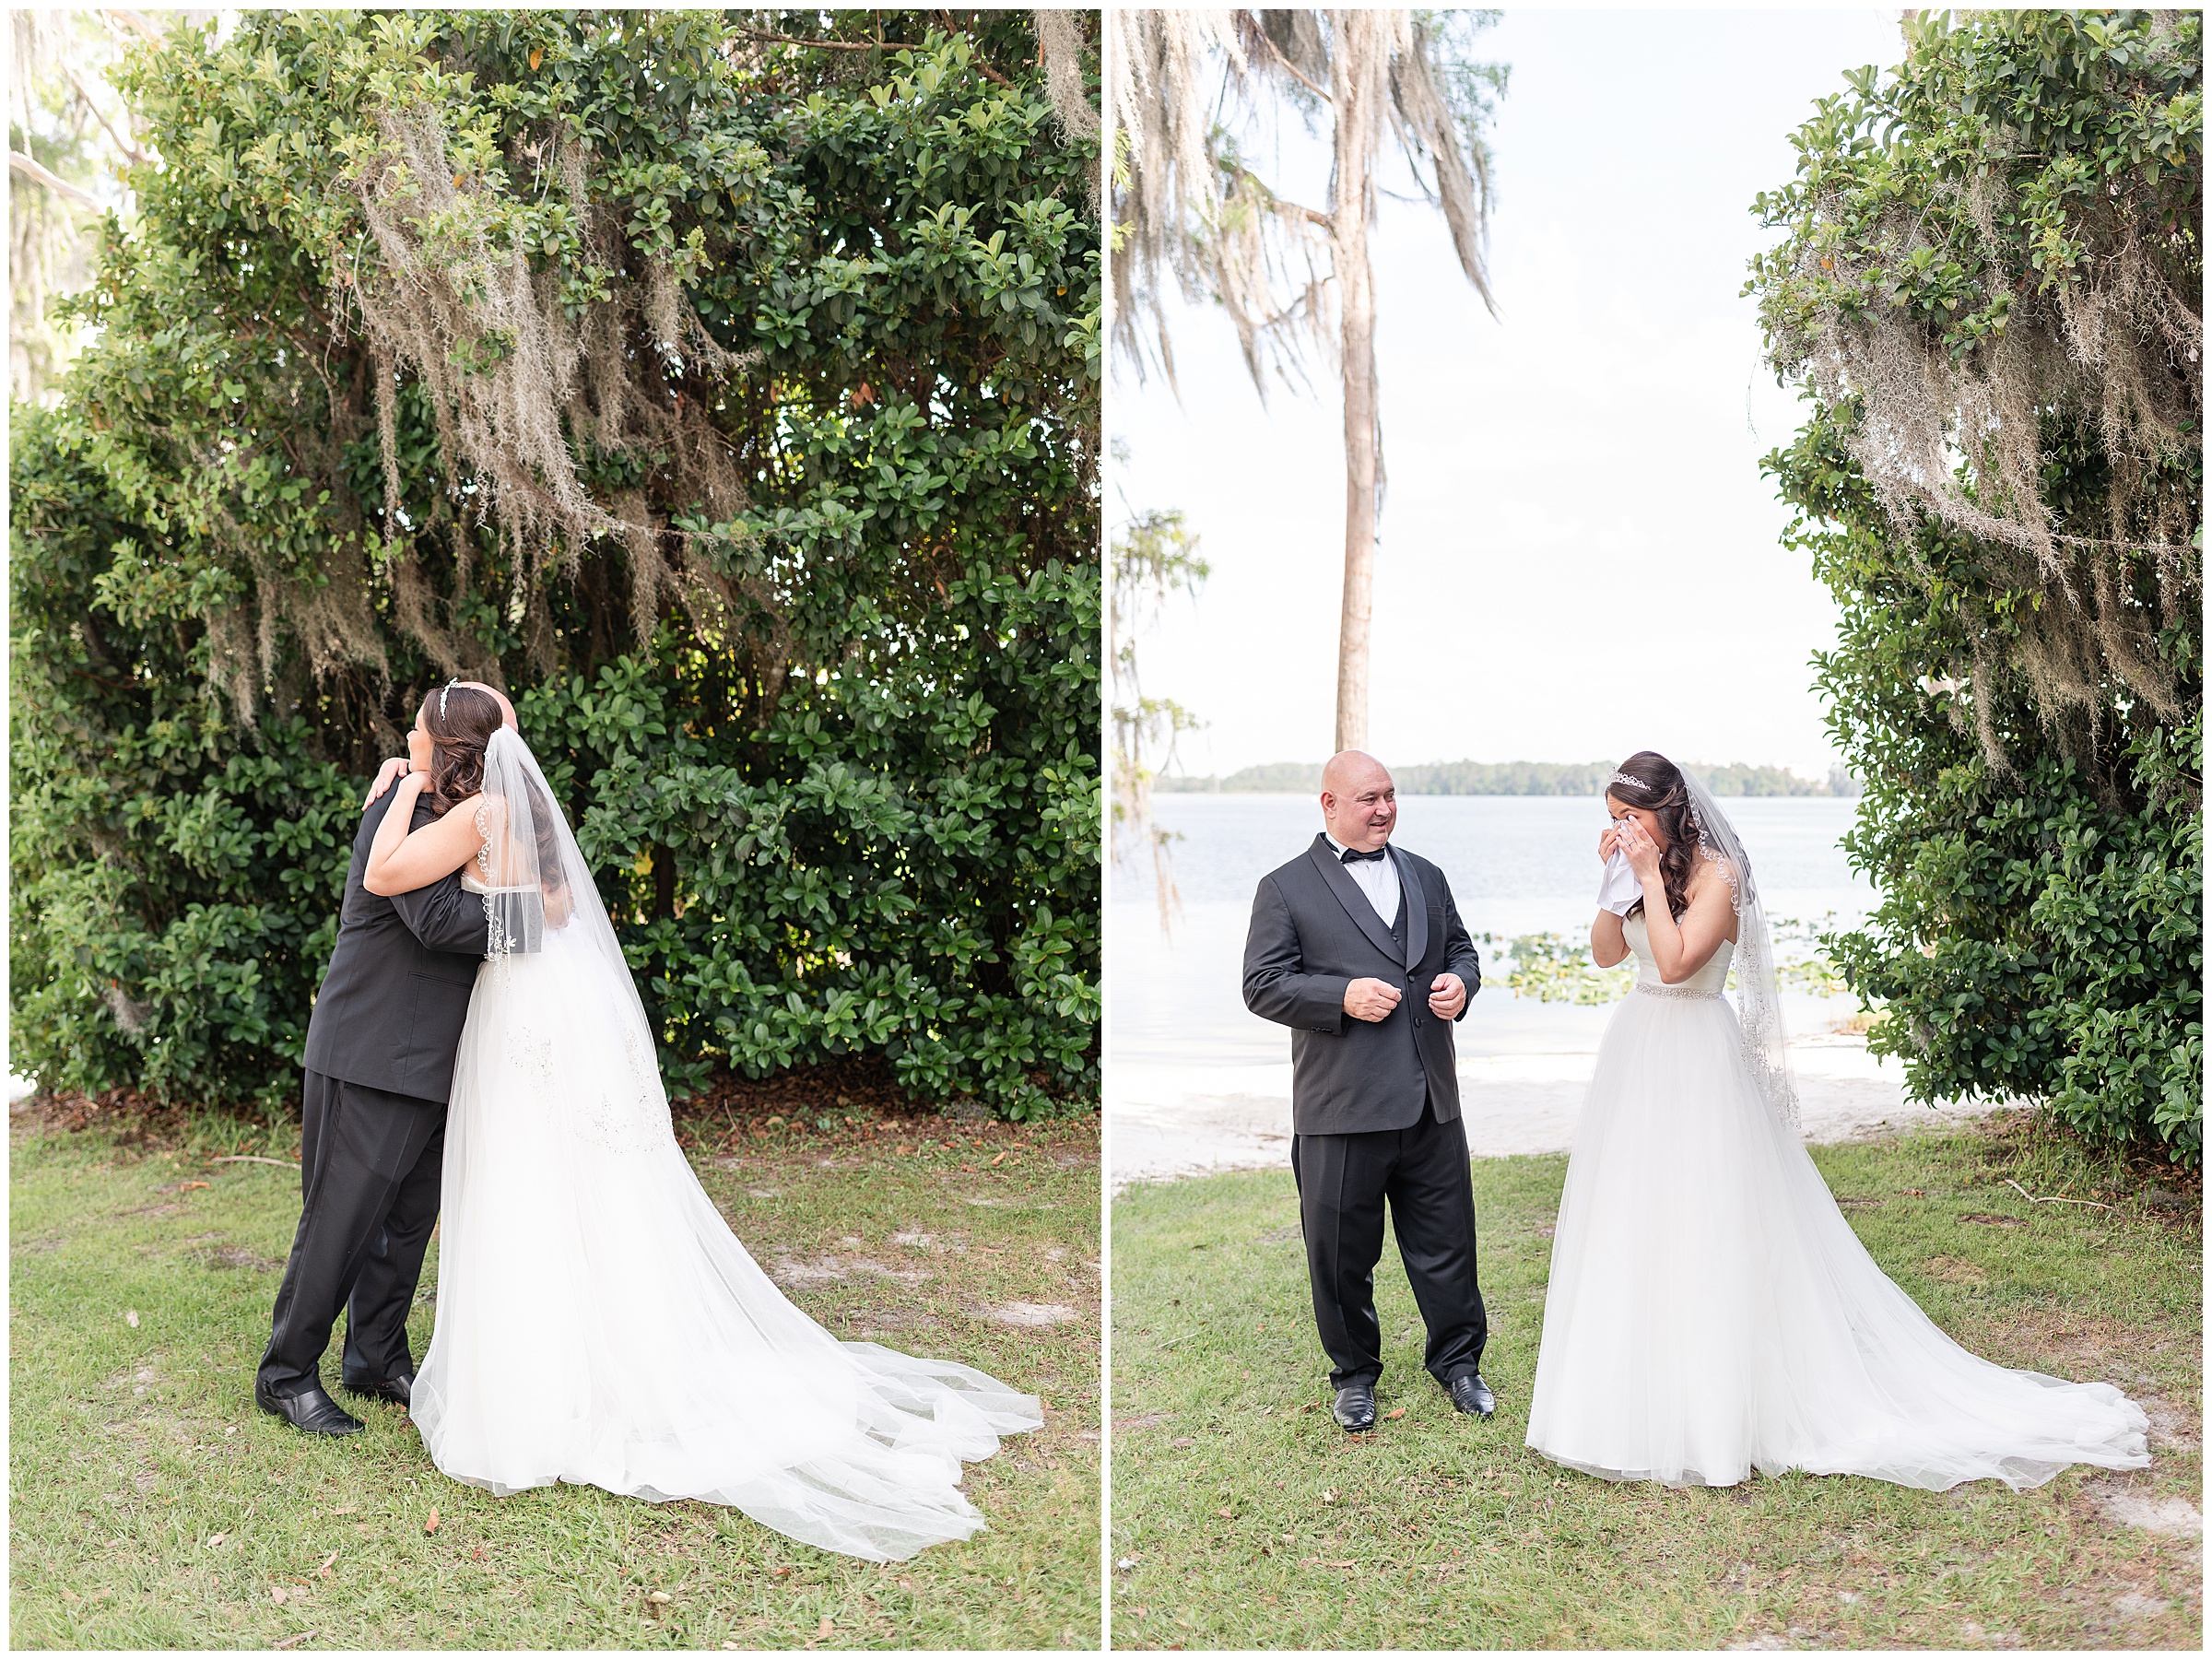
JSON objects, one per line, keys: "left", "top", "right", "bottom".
{"left": 1323, "top": 830, "right": 1402, "bottom": 927}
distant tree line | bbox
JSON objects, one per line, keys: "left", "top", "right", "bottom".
{"left": 1155, "top": 760, "right": 1859, "bottom": 796}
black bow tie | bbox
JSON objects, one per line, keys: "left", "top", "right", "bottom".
{"left": 1340, "top": 845, "right": 1388, "bottom": 864}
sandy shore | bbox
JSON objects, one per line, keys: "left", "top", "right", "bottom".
{"left": 1109, "top": 1035, "right": 2007, "bottom": 1192}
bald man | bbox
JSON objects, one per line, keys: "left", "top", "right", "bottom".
{"left": 1242, "top": 751, "right": 1494, "bottom": 1431}
{"left": 255, "top": 684, "right": 516, "bottom": 1436}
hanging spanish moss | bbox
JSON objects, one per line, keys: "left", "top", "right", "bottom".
{"left": 336, "top": 99, "right": 759, "bottom": 692}
{"left": 1755, "top": 11, "right": 2201, "bottom": 778}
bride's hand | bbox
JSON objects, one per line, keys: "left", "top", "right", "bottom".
{"left": 363, "top": 756, "right": 411, "bottom": 809}
{"left": 1618, "top": 817, "right": 1664, "bottom": 884}
{"left": 1597, "top": 823, "right": 1622, "bottom": 863}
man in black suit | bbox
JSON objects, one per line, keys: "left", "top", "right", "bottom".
{"left": 254, "top": 685, "right": 514, "bottom": 1435}
{"left": 1242, "top": 750, "right": 1494, "bottom": 1431}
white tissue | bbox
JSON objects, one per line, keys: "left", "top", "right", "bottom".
{"left": 1596, "top": 848, "right": 1642, "bottom": 916}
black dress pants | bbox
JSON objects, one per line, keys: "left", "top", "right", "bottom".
{"left": 257, "top": 1069, "right": 446, "bottom": 1398}
{"left": 1291, "top": 1096, "right": 1488, "bottom": 1390}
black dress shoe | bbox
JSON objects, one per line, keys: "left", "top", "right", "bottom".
{"left": 1332, "top": 1382, "right": 1378, "bottom": 1432}
{"left": 342, "top": 1372, "right": 413, "bottom": 1409}
{"left": 255, "top": 1381, "right": 364, "bottom": 1437}
{"left": 1448, "top": 1372, "right": 1496, "bottom": 1419}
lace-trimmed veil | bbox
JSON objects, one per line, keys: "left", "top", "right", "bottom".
{"left": 475, "top": 727, "right": 652, "bottom": 1036}
{"left": 1677, "top": 766, "right": 1804, "bottom": 1137}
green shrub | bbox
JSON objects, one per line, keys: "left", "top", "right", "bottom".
{"left": 10, "top": 10, "right": 1100, "bottom": 1121}
{"left": 1750, "top": 11, "right": 2201, "bottom": 1162}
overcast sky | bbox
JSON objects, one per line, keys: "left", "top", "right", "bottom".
{"left": 1112, "top": 8, "right": 1906, "bottom": 781}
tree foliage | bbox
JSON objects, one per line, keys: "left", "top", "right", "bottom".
{"left": 1751, "top": 10, "right": 2201, "bottom": 1163}
{"left": 1106, "top": 7, "right": 1504, "bottom": 751}
{"left": 11, "top": 8, "right": 1101, "bottom": 1121}
{"left": 7, "top": 9, "right": 147, "bottom": 403}
{"left": 1109, "top": 488, "right": 1206, "bottom": 932}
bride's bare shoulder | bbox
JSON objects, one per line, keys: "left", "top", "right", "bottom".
{"left": 1690, "top": 850, "right": 1741, "bottom": 897}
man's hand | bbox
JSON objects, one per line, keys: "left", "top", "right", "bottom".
{"left": 362, "top": 757, "right": 410, "bottom": 809}
{"left": 1343, "top": 977, "right": 1404, "bottom": 1023}
{"left": 1428, "top": 972, "right": 1468, "bottom": 1019}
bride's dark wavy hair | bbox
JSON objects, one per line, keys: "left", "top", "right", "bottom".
{"left": 417, "top": 685, "right": 570, "bottom": 898}
{"left": 417, "top": 684, "right": 502, "bottom": 817}
{"left": 1606, "top": 749, "right": 1699, "bottom": 923}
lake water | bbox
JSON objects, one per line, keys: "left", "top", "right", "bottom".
{"left": 1109, "top": 793, "right": 1874, "bottom": 1070}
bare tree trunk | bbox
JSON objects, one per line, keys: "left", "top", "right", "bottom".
{"left": 1332, "top": 33, "right": 1379, "bottom": 757}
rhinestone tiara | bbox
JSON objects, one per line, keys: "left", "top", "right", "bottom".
{"left": 1608, "top": 771, "right": 1648, "bottom": 791}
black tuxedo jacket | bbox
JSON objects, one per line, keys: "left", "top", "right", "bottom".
{"left": 300, "top": 790, "right": 488, "bottom": 1103}
{"left": 1242, "top": 834, "right": 1483, "bottom": 1136}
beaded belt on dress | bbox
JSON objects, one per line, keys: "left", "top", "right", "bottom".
{"left": 1634, "top": 982, "right": 1722, "bottom": 1001}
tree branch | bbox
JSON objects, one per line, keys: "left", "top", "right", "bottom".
{"left": 66, "top": 64, "right": 150, "bottom": 169}
{"left": 100, "top": 8, "right": 168, "bottom": 45}
{"left": 9, "top": 151, "right": 101, "bottom": 211}
{"left": 1249, "top": 27, "right": 1331, "bottom": 105}
{"left": 730, "top": 22, "right": 1014, "bottom": 88}
{"left": 735, "top": 26, "right": 919, "bottom": 53}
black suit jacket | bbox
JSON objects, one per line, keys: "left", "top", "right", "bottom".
{"left": 300, "top": 790, "right": 488, "bottom": 1103}
{"left": 1242, "top": 835, "right": 1483, "bottom": 1136}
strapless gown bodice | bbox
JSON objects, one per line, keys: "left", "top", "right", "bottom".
{"left": 1622, "top": 911, "right": 1733, "bottom": 994}
{"left": 460, "top": 874, "right": 533, "bottom": 895}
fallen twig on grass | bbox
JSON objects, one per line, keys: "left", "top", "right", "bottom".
{"left": 2005, "top": 1178, "right": 2110, "bottom": 1210}
{"left": 211, "top": 1156, "right": 300, "bottom": 1169}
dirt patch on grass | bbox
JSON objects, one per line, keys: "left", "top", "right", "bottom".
{"left": 1925, "top": 1254, "right": 1990, "bottom": 1285}
{"left": 1948, "top": 1306, "right": 2192, "bottom": 1388}
{"left": 195, "top": 1244, "right": 284, "bottom": 1274}
{"left": 13, "top": 1085, "right": 194, "bottom": 1146}
{"left": 2080, "top": 1480, "right": 2203, "bottom": 1536}
{"left": 768, "top": 1255, "right": 928, "bottom": 1290}
{"left": 988, "top": 1301, "right": 1078, "bottom": 1326}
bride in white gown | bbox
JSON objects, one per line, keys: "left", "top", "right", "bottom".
{"left": 1524, "top": 750, "right": 2148, "bottom": 1491}
{"left": 360, "top": 686, "right": 1041, "bottom": 1560}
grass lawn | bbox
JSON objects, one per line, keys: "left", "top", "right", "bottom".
{"left": 10, "top": 1096, "right": 1101, "bottom": 1650}
{"left": 1111, "top": 1113, "right": 2201, "bottom": 1649}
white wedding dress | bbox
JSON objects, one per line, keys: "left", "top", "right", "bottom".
{"left": 408, "top": 735, "right": 1040, "bottom": 1561}
{"left": 1525, "top": 911, "right": 2150, "bottom": 1491}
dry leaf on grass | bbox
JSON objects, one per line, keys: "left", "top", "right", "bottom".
{"left": 424, "top": 1507, "right": 439, "bottom": 1536}
{"left": 124, "top": 1311, "right": 139, "bottom": 1328}
{"left": 316, "top": 1549, "right": 337, "bottom": 1578}
{"left": 1386, "top": 1407, "right": 1407, "bottom": 1419}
